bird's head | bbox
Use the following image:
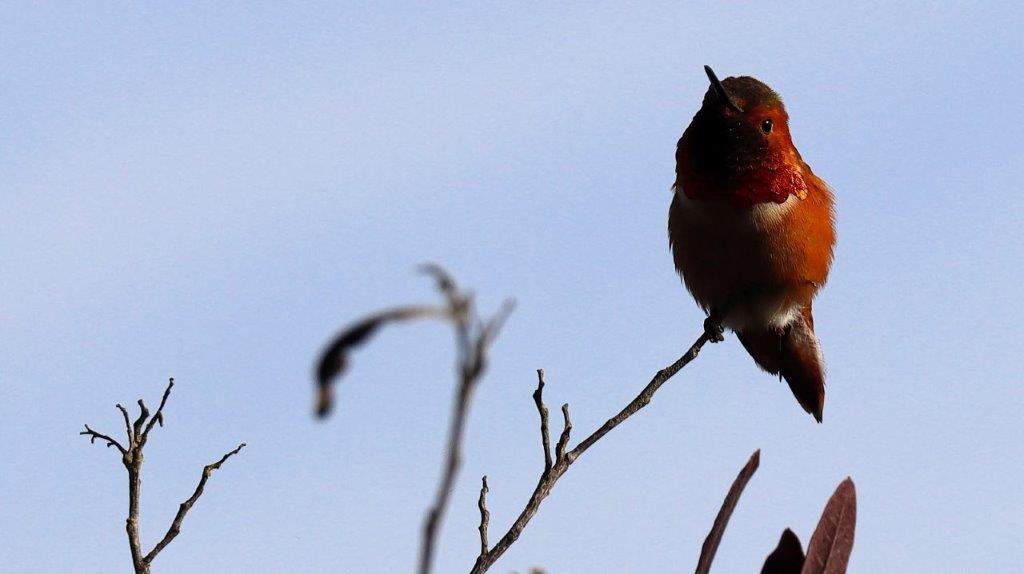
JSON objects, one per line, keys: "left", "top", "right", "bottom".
{"left": 680, "top": 66, "right": 807, "bottom": 204}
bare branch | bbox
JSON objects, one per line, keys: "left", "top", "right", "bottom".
{"left": 567, "top": 333, "right": 710, "bottom": 461}
{"left": 317, "top": 266, "right": 513, "bottom": 574}
{"left": 141, "top": 378, "right": 174, "bottom": 440}
{"left": 132, "top": 399, "right": 149, "bottom": 439}
{"left": 471, "top": 331, "right": 712, "bottom": 573}
{"left": 116, "top": 404, "right": 134, "bottom": 444}
{"left": 695, "top": 449, "right": 761, "bottom": 574}
{"left": 307, "top": 266, "right": 507, "bottom": 574}
{"left": 144, "top": 443, "right": 247, "bottom": 564}
{"left": 477, "top": 476, "right": 490, "bottom": 558}
{"left": 82, "top": 382, "right": 246, "bottom": 574}
{"left": 532, "top": 371, "right": 552, "bottom": 474}
{"left": 467, "top": 299, "right": 516, "bottom": 381}
{"left": 554, "top": 404, "right": 572, "bottom": 463}
{"left": 419, "top": 263, "right": 461, "bottom": 307}
{"left": 481, "top": 301, "right": 515, "bottom": 345}
{"left": 316, "top": 266, "right": 719, "bottom": 573}
{"left": 315, "top": 304, "right": 451, "bottom": 417}
{"left": 80, "top": 425, "right": 127, "bottom": 455}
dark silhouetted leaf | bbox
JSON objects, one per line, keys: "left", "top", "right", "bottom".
{"left": 315, "top": 305, "right": 447, "bottom": 418}
{"left": 801, "top": 478, "right": 856, "bottom": 574}
{"left": 761, "top": 528, "right": 805, "bottom": 574}
{"left": 695, "top": 449, "right": 760, "bottom": 574}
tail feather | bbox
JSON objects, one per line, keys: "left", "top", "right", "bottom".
{"left": 736, "top": 307, "right": 826, "bottom": 422}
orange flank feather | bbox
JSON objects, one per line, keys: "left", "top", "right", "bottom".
{"left": 669, "top": 67, "right": 836, "bottom": 421}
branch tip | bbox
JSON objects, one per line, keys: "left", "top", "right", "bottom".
{"left": 477, "top": 475, "right": 490, "bottom": 556}
{"left": 554, "top": 403, "right": 573, "bottom": 461}
{"left": 532, "top": 370, "right": 553, "bottom": 473}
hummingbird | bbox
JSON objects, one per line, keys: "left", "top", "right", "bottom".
{"left": 668, "top": 66, "right": 836, "bottom": 421}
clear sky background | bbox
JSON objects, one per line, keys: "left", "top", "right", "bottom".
{"left": 2, "top": 2, "right": 1022, "bottom": 572}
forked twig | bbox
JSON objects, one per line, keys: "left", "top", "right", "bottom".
{"left": 314, "top": 265, "right": 514, "bottom": 574}
{"left": 471, "top": 331, "right": 713, "bottom": 572}
{"left": 81, "top": 379, "right": 245, "bottom": 574}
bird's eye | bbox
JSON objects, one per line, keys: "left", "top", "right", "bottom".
{"left": 761, "top": 118, "right": 773, "bottom": 133}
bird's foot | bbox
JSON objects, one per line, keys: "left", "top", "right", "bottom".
{"left": 703, "top": 317, "right": 725, "bottom": 343}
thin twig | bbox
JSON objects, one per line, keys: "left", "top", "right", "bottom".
{"left": 315, "top": 265, "right": 513, "bottom": 574}
{"left": 132, "top": 399, "right": 150, "bottom": 440}
{"left": 532, "top": 370, "right": 552, "bottom": 474}
{"left": 80, "top": 425, "right": 127, "bottom": 455}
{"left": 117, "top": 404, "right": 134, "bottom": 443}
{"left": 81, "top": 382, "right": 246, "bottom": 574}
{"left": 567, "top": 333, "right": 710, "bottom": 461}
{"left": 144, "top": 443, "right": 247, "bottom": 564}
{"left": 471, "top": 331, "right": 712, "bottom": 573}
{"left": 417, "top": 266, "right": 514, "bottom": 574}
{"left": 142, "top": 378, "right": 174, "bottom": 439}
{"left": 315, "top": 304, "right": 452, "bottom": 417}
{"left": 554, "top": 404, "right": 572, "bottom": 463}
{"left": 477, "top": 476, "right": 490, "bottom": 557}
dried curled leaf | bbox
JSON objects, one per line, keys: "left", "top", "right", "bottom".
{"left": 315, "top": 305, "right": 448, "bottom": 417}
{"left": 695, "top": 449, "right": 761, "bottom": 574}
{"left": 801, "top": 478, "right": 856, "bottom": 574}
{"left": 761, "top": 529, "right": 805, "bottom": 574}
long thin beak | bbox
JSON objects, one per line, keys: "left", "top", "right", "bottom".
{"left": 704, "top": 65, "right": 743, "bottom": 113}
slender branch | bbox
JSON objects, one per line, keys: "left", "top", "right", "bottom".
{"left": 417, "top": 265, "right": 514, "bottom": 574}
{"left": 567, "top": 332, "right": 710, "bottom": 461}
{"left": 315, "top": 265, "right": 513, "bottom": 574}
{"left": 80, "top": 425, "right": 127, "bottom": 455}
{"left": 532, "top": 370, "right": 552, "bottom": 474}
{"left": 315, "top": 304, "right": 452, "bottom": 417}
{"left": 477, "top": 476, "right": 490, "bottom": 557}
{"left": 471, "top": 331, "right": 712, "bottom": 573}
{"left": 82, "top": 382, "right": 246, "bottom": 574}
{"left": 144, "top": 443, "right": 247, "bottom": 564}
{"left": 420, "top": 363, "right": 474, "bottom": 574}
{"left": 117, "top": 404, "right": 134, "bottom": 444}
{"left": 142, "top": 378, "right": 174, "bottom": 439}
{"left": 554, "top": 404, "right": 572, "bottom": 463}
{"left": 132, "top": 399, "right": 150, "bottom": 440}
{"left": 126, "top": 461, "right": 145, "bottom": 572}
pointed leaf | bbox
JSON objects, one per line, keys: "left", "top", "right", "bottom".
{"left": 695, "top": 449, "right": 761, "bottom": 574}
{"left": 801, "top": 478, "right": 856, "bottom": 574}
{"left": 761, "top": 528, "right": 805, "bottom": 574}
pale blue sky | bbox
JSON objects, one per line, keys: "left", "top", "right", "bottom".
{"left": 2, "top": 2, "right": 1022, "bottom": 572}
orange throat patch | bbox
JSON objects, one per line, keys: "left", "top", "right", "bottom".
{"left": 684, "top": 163, "right": 808, "bottom": 208}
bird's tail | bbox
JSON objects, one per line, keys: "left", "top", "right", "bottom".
{"left": 736, "top": 306, "right": 826, "bottom": 422}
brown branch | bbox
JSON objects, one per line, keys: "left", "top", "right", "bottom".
{"left": 554, "top": 404, "right": 572, "bottom": 462}
{"left": 81, "top": 381, "right": 246, "bottom": 574}
{"left": 117, "top": 404, "right": 134, "bottom": 443}
{"left": 477, "top": 476, "right": 490, "bottom": 558}
{"left": 80, "top": 425, "right": 127, "bottom": 455}
{"left": 471, "top": 331, "right": 712, "bottom": 573}
{"left": 532, "top": 370, "right": 552, "bottom": 474}
{"left": 144, "top": 443, "right": 247, "bottom": 564}
{"left": 315, "top": 304, "right": 452, "bottom": 417}
{"left": 141, "top": 378, "right": 174, "bottom": 440}
{"left": 314, "top": 265, "right": 513, "bottom": 574}
{"left": 695, "top": 449, "right": 761, "bottom": 574}
{"left": 417, "top": 265, "right": 514, "bottom": 574}
{"left": 132, "top": 399, "right": 150, "bottom": 441}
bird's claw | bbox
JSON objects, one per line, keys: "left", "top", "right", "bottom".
{"left": 703, "top": 317, "right": 725, "bottom": 343}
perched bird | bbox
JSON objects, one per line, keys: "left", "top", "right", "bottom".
{"left": 669, "top": 66, "right": 836, "bottom": 421}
